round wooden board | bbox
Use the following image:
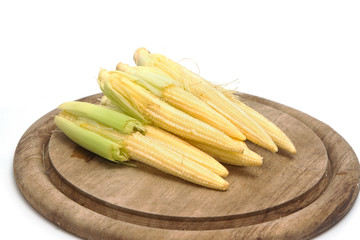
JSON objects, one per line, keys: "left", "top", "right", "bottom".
{"left": 14, "top": 93, "right": 360, "bottom": 240}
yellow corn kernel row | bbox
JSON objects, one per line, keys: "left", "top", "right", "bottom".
{"left": 133, "top": 48, "right": 279, "bottom": 153}
{"left": 160, "top": 84, "right": 246, "bottom": 141}
{"left": 144, "top": 125, "right": 229, "bottom": 177}
{"left": 187, "top": 140, "right": 263, "bottom": 167}
{"left": 98, "top": 69, "right": 245, "bottom": 154}
{"left": 219, "top": 88, "right": 296, "bottom": 153}
{"left": 124, "top": 131, "right": 229, "bottom": 190}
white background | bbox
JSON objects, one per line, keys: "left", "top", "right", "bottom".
{"left": 1, "top": 0, "right": 359, "bottom": 239}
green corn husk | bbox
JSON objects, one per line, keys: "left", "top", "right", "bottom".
{"left": 54, "top": 101, "right": 145, "bottom": 163}
{"left": 58, "top": 101, "right": 144, "bottom": 134}
{"left": 100, "top": 96, "right": 126, "bottom": 113}
{"left": 116, "top": 63, "right": 179, "bottom": 96}
{"left": 97, "top": 69, "right": 148, "bottom": 124}
{"left": 54, "top": 115, "right": 128, "bottom": 163}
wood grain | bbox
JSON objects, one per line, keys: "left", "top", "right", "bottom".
{"left": 13, "top": 93, "right": 360, "bottom": 240}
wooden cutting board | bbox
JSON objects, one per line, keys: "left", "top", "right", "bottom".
{"left": 13, "top": 93, "right": 360, "bottom": 240}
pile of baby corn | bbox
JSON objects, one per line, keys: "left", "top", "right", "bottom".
{"left": 54, "top": 48, "right": 296, "bottom": 191}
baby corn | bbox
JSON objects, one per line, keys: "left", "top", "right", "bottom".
{"left": 134, "top": 48, "right": 278, "bottom": 153}
{"left": 97, "top": 69, "right": 244, "bottom": 153}
{"left": 55, "top": 101, "right": 229, "bottom": 190}
{"left": 188, "top": 140, "right": 263, "bottom": 167}
{"left": 144, "top": 126, "right": 229, "bottom": 177}
{"left": 220, "top": 89, "right": 296, "bottom": 153}
{"left": 116, "top": 63, "right": 245, "bottom": 140}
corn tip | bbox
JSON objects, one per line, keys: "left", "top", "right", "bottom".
{"left": 220, "top": 167, "right": 229, "bottom": 178}
{"left": 222, "top": 181, "right": 230, "bottom": 191}
{"left": 134, "top": 47, "right": 151, "bottom": 65}
{"left": 286, "top": 144, "right": 297, "bottom": 154}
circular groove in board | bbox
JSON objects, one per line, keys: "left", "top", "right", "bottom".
{"left": 13, "top": 93, "right": 360, "bottom": 239}
{"left": 46, "top": 133, "right": 331, "bottom": 230}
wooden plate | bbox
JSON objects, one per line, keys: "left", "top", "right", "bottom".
{"left": 13, "top": 93, "right": 360, "bottom": 239}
